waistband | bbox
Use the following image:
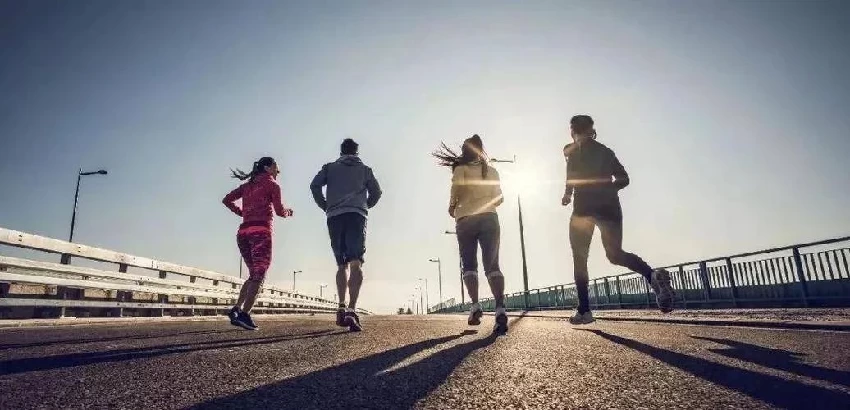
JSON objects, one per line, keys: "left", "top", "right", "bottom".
{"left": 238, "top": 220, "right": 271, "bottom": 232}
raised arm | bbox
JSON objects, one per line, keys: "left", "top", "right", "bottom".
{"left": 562, "top": 144, "right": 574, "bottom": 205}
{"left": 448, "top": 167, "right": 463, "bottom": 217}
{"left": 608, "top": 148, "right": 630, "bottom": 190}
{"left": 365, "top": 167, "right": 383, "bottom": 209}
{"left": 222, "top": 185, "right": 244, "bottom": 217}
{"left": 309, "top": 164, "right": 329, "bottom": 211}
{"left": 269, "top": 180, "right": 292, "bottom": 218}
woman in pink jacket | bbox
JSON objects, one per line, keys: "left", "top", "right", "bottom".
{"left": 222, "top": 157, "right": 293, "bottom": 330}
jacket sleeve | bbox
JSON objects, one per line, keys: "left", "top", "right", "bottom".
{"left": 269, "top": 180, "right": 288, "bottom": 217}
{"left": 365, "top": 167, "right": 383, "bottom": 209}
{"left": 222, "top": 184, "right": 244, "bottom": 217}
{"left": 309, "top": 164, "right": 329, "bottom": 211}
{"left": 608, "top": 148, "right": 630, "bottom": 190}
{"left": 450, "top": 166, "right": 462, "bottom": 209}
{"left": 563, "top": 144, "right": 574, "bottom": 199}
{"left": 491, "top": 167, "right": 504, "bottom": 207}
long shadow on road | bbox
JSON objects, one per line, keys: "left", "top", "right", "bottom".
{"left": 0, "top": 329, "right": 239, "bottom": 351}
{"left": 0, "top": 329, "right": 344, "bottom": 376}
{"left": 582, "top": 329, "right": 850, "bottom": 409}
{"left": 692, "top": 335, "right": 850, "bottom": 388}
{"left": 190, "top": 317, "right": 525, "bottom": 410}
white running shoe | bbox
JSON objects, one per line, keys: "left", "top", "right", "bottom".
{"left": 651, "top": 268, "right": 675, "bottom": 313}
{"left": 467, "top": 304, "right": 483, "bottom": 326}
{"left": 569, "top": 311, "right": 595, "bottom": 325}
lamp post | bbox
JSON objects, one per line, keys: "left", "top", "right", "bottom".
{"left": 418, "top": 277, "right": 429, "bottom": 313}
{"left": 428, "top": 258, "right": 442, "bottom": 309}
{"left": 415, "top": 285, "right": 424, "bottom": 315}
{"left": 292, "top": 270, "right": 302, "bottom": 291}
{"left": 443, "top": 230, "right": 465, "bottom": 305}
{"left": 490, "top": 156, "right": 529, "bottom": 309}
{"left": 62, "top": 168, "right": 108, "bottom": 265}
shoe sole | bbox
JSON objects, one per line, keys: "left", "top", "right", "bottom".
{"left": 493, "top": 314, "right": 508, "bottom": 334}
{"left": 569, "top": 318, "right": 596, "bottom": 325}
{"left": 468, "top": 310, "right": 483, "bottom": 326}
{"left": 653, "top": 269, "right": 675, "bottom": 313}
{"left": 235, "top": 319, "right": 258, "bottom": 330}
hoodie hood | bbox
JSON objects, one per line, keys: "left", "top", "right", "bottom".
{"left": 337, "top": 155, "right": 363, "bottom": 166}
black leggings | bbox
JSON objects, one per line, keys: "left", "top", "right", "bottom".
{"left": 570, "top": 205, "right": 653, "bottom": 313}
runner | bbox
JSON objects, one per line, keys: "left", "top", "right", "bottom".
{"left": 310, "top": 138, "right": 382, "bottom": 332}
{"left": 433, "top": 134, "right": 509, "bottom": 334}
{"left": 562, "top": 115, "right": 675, "bottom": 325}
{"left": 222, "top": 156, "right": 293, "bottom": 330}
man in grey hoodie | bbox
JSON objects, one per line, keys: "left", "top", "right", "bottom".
{"left": 310, "top": 138, "right": 382, "bottom": 332}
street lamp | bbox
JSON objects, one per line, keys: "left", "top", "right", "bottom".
{"left": 62, "top": 168, "right": 108, "bottom": 265}
{"left": 292, "top": 270, "right": 302, "bottom": 291}
{"left": 443, "top": 230, "right": 465, "bottom": 305}
{"left": 319, "top": 284, "right": 327, "bottom": 299}
{"left": 418, "top": 276, "right": 429, "bottom": 313}
{"left": 427, "top": 258, "right": 444, "bottom": 311}
{"left": 491, "top": 156, "right": 530, "bottom": 309}
{"left": 415, "top": 285, "right": 425, "bottom": 315}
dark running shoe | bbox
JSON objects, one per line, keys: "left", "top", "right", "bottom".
{"left": 493, "top": 311, "right": 508, "bottom": 335}
{"left": 336, "top": 308, "right": 347, "bottom": 327}
{"left": 467, "top": 304, "right": 483, "bottom": 326}
{"left": 345, "top": 311, "right": 362, "bottom": 332}
{"left": 235, "top": 312, "right": 258, "bottom": 330}
{"left": 228, "top": 307, "right": 240, "bottom": 327}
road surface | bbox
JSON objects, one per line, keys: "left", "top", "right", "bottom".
{"left": 1, "top": 314, "right": 848, "bottom": 409}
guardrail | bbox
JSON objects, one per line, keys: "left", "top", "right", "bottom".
{"left": 434, "top": 235, "right": 850, "bottom": 313}
{"left": 0, "top": 227, "right": 370, "bottom": 319}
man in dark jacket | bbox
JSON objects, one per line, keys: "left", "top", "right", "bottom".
{"left": 310, "top": 138, "right": 382, "bottom": 331}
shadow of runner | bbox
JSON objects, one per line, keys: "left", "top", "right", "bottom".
{"left": 581, "top": 329, "right": 850, "bottom": 409}
{"left": 691, "top": 335, "right": 850, "bottom": 388}
{"left": 0, "top": 329, "right": 241, "bottom": 350}
{"left": 0, "top": 329, "right": 345, "bottom": 376}
{"left": 190, "top": 316, "right": 524, "bottom": 410}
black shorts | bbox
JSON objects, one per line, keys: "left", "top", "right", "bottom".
{"left": 573, "top": 200, "right": 623, "bottom": 222}
{"left": 327, "top": 212, "right": 367, "bottom": 266}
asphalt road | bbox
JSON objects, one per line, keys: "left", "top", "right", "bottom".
{"left": 1, "top": 314, "right": 849, "bottom": 409}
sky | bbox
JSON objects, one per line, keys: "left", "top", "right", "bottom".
{"left": 1, "top": 0, "right": 849, "bottom": 314}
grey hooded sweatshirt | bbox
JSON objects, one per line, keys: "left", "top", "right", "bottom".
{"left": 310, "top": 155, "right": 382, "bottom": 218}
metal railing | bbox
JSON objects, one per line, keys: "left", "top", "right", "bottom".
{"left": 0, "top": 227, "right": 369, "bottom": 319}
{"left": 434, "top": 236, "right": 850, "bottom": 313}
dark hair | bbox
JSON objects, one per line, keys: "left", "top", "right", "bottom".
{"left": 570, "top": 114, "right": 597, "bottom": 139}
{"left": 231, "top": 156, "right": 276, "bottom": 182}
{"left": 432, "top": 134, "right": 489, "bottom": 178}
{"left": 340, "top": 138, "right": 359, "bottom": 156}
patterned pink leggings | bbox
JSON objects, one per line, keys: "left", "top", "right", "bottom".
{"left": 237, "top": 227, "right": 272, "bottom": 282}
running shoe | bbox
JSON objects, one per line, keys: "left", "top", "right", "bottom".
{"left": 336, "top": 307, "right": 347, "bottom": 327}
{"left": 467, "top": 304, "right": 483, "bottom": 326}
{"left": 569, "top": 311, "right": 595, "bottom": 325}
{"left": 345, "top": 311, "right": 362, "bottom": 332}
{"left": 493, "top": 310, "right": 509, "bottom": 334}
{"left": 235, "top": 311, "right": 258, "bottom": 330}
{"left": 228, "top": 307, "right": 240, "bottom": 327}
{"left": 651, "top": 268, "right": 675, "bottom": 313}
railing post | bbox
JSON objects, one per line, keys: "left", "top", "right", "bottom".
{"left": 616, "top": 277, "right": 623, "bottom": 308}
{"left": 725, "top": 258, "right": 739, "bottom": 307}
{"left": 699, "top": 261, "right": 711, "bottom": 301}
{"left": 792, "top": 247, "right": 810, "bottom": 307}
{"left": 118, "top": 263, "right": 128, "bottom": 273}
{"left": 603, "top": 277, "right": 612, "bottom": 307}
{"left": 158, "top": 271, "right": 167, "bottom": 279}
{"left": 678, "top": 265, "right": 687, "bottom": 308}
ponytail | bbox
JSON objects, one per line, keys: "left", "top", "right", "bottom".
{"left": 432, "top": 134, "right": 489, "bottom": 177}
{"left": 230, "top": 157, "right": 276, "bottom": 182}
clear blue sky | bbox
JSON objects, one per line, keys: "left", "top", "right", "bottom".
{"left": 2, "top": 1, "right": 849, "bottom": 313}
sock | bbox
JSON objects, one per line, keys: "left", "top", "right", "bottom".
{"left": 495, "top": 307, "right": 506, "bottom": 316}
{"left": 338, "top": 303, "right": 346, "bottom": 310}
{"left": 471, "top": 302, "right": 481, "bottom": 311}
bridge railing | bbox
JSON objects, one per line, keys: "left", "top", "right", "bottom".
{"left": 0, "top": 227, "right": 368, "bottom": 319}
{"left": 434, "top": 235, "right": 850, "bottom": 313}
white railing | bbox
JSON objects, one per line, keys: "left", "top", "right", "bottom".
{"left": 0, "top": 227, "right": 368, "bottom": 319}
